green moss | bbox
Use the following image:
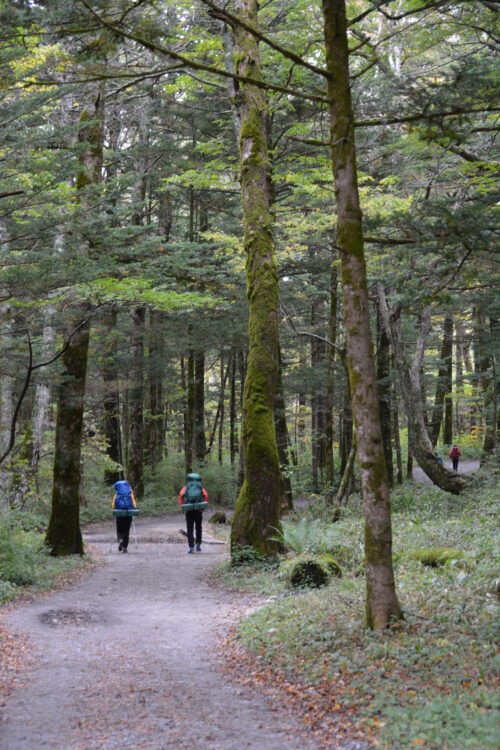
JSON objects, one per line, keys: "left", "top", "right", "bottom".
{"left": 410, "top": 547, "right": 466, "bottom": 567}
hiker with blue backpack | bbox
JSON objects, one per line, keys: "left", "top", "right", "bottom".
{"left": 179, "top": 473, "right": 208, "bottom": 553}
{"left": 112, "top": 480, "right": 138, "bottom": 553}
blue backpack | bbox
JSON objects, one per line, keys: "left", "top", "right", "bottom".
{"left": 114, "top": 480, "right": 134, "bottom": 510}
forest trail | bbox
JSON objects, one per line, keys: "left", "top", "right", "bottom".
{"left": 413, "top": 458, "right": 479, "bottom": 484}
{"left": 0, "top": 516, "right": 320, "bottom": 750}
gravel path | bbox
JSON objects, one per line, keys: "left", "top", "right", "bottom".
{"left": 0, "top": 515, "right": 318, "bottom": 750}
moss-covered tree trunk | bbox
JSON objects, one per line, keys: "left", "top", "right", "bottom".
{"left": 46, "top": 82, "right": 104, "bottom": 556}
{"left": 430, "top": 313, "right": 454, "bottom": 447}
{"left": 230, "top": 0, "right": 280, "bottom": 558}
{"left": 322, "top": 0, "right": 402, "bottom": 628}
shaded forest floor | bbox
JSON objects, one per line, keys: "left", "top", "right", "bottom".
{"left": 0, "top": 457, "right": 497, "bottom": 750}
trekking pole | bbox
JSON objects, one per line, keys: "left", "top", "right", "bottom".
{"left": 132, "top": 517, "right": 138, "bottom": 548}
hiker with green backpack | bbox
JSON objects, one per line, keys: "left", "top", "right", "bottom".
{"left": 178, "top": 473, "right": 208, "bottom": 554}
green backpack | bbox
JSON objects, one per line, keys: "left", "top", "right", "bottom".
{"left": 181, "top": 474, "right": 207, "bottom": 512}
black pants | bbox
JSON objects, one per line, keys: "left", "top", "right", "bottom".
{"left": 452, "top": 459, "right": 459, "bottom": 471}
{"left": 116, "top": 516, "right": 133, "bottom": 548}
{"left": 185, "top": 510, "right": 202, "bottom": 548}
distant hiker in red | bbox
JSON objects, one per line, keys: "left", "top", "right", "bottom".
{"left": 179, "top": 473, "right": 208, "bottom": 554}
{"left": 112, "top": 480, "right": 137, "bottom": 552}
{"left": 449, "top": 444, "right": 462, "bottom": 472}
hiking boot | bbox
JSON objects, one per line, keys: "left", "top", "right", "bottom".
{"left": 122, "top": 547, "right": 128, "bottom": 553}
{"left": 196, "top": 545, "right": 202, "bottom": 552}
{"left": 118, "top": 541, "right": 123, "bottom": 552}
{"left": 188, "top": 547, "right": 195, "bottom": 554}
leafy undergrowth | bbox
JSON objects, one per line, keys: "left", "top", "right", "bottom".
{"left": 222, "top": 460, "right": 499, "bottom": 749}
{"left": 0, "top": 511, "right": 92, "bottom": 603}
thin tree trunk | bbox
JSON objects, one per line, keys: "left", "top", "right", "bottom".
{"left": 185, "top": 350, "right": 195, "bottom": 474}
{"left": 0, "top": 314, "right": 14, "bottom": 510}
{"left": 128, "top": 306, "right": 145, "bottom": 498}
{"left": 325, "top": 265, "right": 338, "bottom": 491}
{"left": 274, "top": 348, "right": 293, "bottom": 512}
{"left": 102, "top": 308, "right": 123, "bottom": 485}
{"left": 230, "top": 0, "right": 281, "bottom": 557}
{"left": 322, "top": 0, "right": 401, "bottom": 627}
{"left": 194, "top": 350, "right": 206, "bottom": 463}
{"left": 218, "top": 353, "right": 225, "bottom": 465}
{"left": 376, "top": 307, "right": 393, "bottom": 487}
{"left": 46, "top": 82, "right": 104, "bottom": 556}
{"left": 230, "top": 348, "right": 237, "bottom": 466}
{"left": 429, "top": 314, "right": 454, "bottom": 447}
{"left": 333, "top": 440, "right": 356, "bottom": 521}
{"left": 392, "top": 375, "right": 403, "bottom": 485}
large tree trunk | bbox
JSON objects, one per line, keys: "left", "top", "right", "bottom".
{"left": 429, "top": 314, "right": 454, "bottom": 447}
{"left": 378, "top": 288, "right": 468, "bottom": 494}
{"left": 102, "top": 308, "right": 123, "bottom": 485}
{"left": 46, "top": 82, "right": 104, "bottom": 556}
{"left": 128, "top": 306, "right": 145, "bottom": 499}
{"left": 230, "top": 0, "right": 281, "bottom": 558}
{"left": 322, "top": 0, "right": 402, "bottom": 628}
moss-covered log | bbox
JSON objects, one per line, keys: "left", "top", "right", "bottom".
{"left": 322, "top": 0, "right": 402, "bottom": 628}
{"left": 230, "top": 0, "right": 281, "bottom": 558}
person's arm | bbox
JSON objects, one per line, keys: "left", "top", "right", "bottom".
{"left": 458, "top": 449, "right": 462, "bottom": 457}
{"left": 178, "top": 487, "right": 186, "bottom": 507}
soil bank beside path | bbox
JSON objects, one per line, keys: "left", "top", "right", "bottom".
{"left": 0, "top": 515, "right": 318, "bottom": 750}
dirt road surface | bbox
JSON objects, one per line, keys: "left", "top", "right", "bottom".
{"left": 0, "top": 516, "right": 322, "bottom": 750}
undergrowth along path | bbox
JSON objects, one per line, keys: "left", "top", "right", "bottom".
{"left": 0, "top": 515, "right": 317, "bottom": 750}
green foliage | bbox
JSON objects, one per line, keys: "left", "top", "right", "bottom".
{"left": 0, "top": 511, "right": 87, "bottom": 602}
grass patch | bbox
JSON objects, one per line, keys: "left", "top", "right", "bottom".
{"left": 224, "top": 456, "right": 500, "bottom": 749}
{"left": 0, "top": 510, "right": 89, "bottom": 603}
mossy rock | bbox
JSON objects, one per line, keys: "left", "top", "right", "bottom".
{"left": 288, "top": 558, "right": 328, "bottom": 588}
{"left": 318, "top": 553, "right": 342, "bottom": 578}
{"left": 209, "top": 510, "right": 227, "bottom": 525}
{"left": 410, "top": 547, "right": 465, "bottom": 567}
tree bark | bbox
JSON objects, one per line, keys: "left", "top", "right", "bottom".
{"left": 322, "top": 0, "right": 402, "bottom": 628}
{"left": 230, "top": 348, "right": 237, "bottom": 465}
{"left": 185, "top": 350, "right": 195, "bottom": 474}
{"left": 230, "top": 0, "right": 281, "bottom": 558}
{"left": 46, "top": 82, "right": 104, "bottom": 556}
